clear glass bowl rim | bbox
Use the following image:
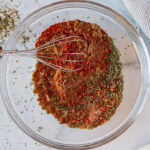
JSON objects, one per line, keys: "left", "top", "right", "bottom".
{"left": 0, "top": 0, "right": 150, "bottom": 149}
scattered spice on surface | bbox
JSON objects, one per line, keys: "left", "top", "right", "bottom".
{"left": 32, "top": 20, "right": 124, "bottom": 129}
{"left": 28, "top": 66, "right": 32, "bottom": 69}
{"left": 21, "top": 35, "right": 29, "bottom": 47}
{"left": 24, "top": 142, "right": 27, "bottom": 147}
{"left": 0, "top": 6, "right": 20, "bottom": 44}
{"left": 37, "top": 126, "right": 43, "bottom": 132}
{"left": 34, "top": 0, "right": 38, "bottom": 3}
{"left": 12, "top": 70, "right": 16, "bottom": 73}
{"left": 100, "top": 17, "right": 104, "bottom": 21}
{"left": 20, "top": 111, "right": 24, "bottom": 114}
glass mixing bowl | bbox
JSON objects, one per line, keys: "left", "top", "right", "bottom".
{"left": 0, "top": 0, "right": 150, "bottom": 149}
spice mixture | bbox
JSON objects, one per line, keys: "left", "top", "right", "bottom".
{"left": 32, "top": 20, "right": 123, "bottom": 129}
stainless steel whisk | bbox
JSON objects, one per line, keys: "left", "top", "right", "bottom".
{"left": 0, "top": 36, "right": 87, "bottom": 72}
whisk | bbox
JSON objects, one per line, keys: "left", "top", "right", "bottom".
{"left": 0, "top": 36, "right": 87, "bottom": 72}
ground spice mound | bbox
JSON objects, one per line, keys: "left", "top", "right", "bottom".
{"left": 32, "top": 20, "right": 123, "bottom": 129}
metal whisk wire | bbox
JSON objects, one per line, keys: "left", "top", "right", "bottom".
{"left": 0, "top": 35, "right": 87, "bottom": 72}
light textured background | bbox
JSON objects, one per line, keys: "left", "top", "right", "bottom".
{"left": 0, "top": 0, "right": 149, "bottom": 150}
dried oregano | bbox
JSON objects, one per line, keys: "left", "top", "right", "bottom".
{"left": 0, "top": 6, "right": 20, "bottom": 44}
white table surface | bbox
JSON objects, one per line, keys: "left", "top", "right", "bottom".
{"left": 0, "top": 0, "right": 150, "bottom": 150}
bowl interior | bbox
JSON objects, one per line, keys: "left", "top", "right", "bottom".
{"left": 3, "top": 4, "right": 141, "bottom": 145}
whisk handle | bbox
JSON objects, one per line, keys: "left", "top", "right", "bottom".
{"left": 0, "top": 46, "right": 18, "bottom": 56}
{"left": 0, "top": 46, "right": 36, "bottom": 57}
{"left": 0, "top": 46, "right": 2, "bottom": 57}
